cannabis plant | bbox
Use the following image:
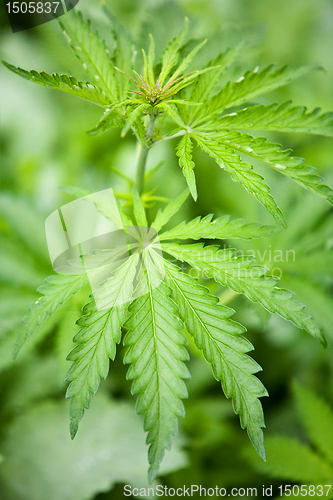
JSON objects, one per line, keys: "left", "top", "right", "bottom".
{"left": 2, "top": 9, "right": 332, "bottom": 483}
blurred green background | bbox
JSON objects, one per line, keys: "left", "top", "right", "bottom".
{"left": 0, "top": 0, "right": 332, "bottom": 498}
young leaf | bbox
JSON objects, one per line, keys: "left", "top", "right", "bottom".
{"left": 152, "top": 189, "right": 190, "bottom": 233}
{"left": 293, "top": 382, "right": 333, "bottom": 464}
{"left": 0, "top": 62, "right": 110, "bottom": 107}
{"left": 212, "top": 130, "right": 333, "bottom": 204}
{"left": 159, "top": 214, "right": 281, "bottom": 241}
{"left": 66, "top": 253, "right": 139, "bottom": 438}
{"left": 132, "top": 187, "right": 148, "bottom": 227}
{"left": 194, "top": 134, "right": 287, "bottom": 227}
{"left": 188, "top": 43, "right": 244, "bottom": 122}
{"left": 197, "top": 64, "right": 315, "bottom": 122}
{"left": 164, "top": 260, "right": 267, "bottom": 459}
{"left": 217, "top": 101, "right": 333, "bottom": 136}
{"left": 87, "top": 106, "right": 126, "bottom": 136}
{"left": 59, "top": 10, "right": 117, "bottom": 100}
{"left": 158, "top": 18, "right": 189, "bottom": 86}
{"left": 162, "top": 243, "right": 326, "bottom": 346}
{"left": 123, "top": 250, "right": 190, "bottom": 483}
{"left": 14, "top": 248, "right": 129, "bottom": 357}
{"left": 176, "top": 134, "right": 197, "bottom": 201}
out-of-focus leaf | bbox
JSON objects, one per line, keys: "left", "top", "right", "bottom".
{"left": 0, "top": 393, "right": 187, "bottom": 500}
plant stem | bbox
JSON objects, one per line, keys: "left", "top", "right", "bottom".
{"left": 136, "top": 112, "right": 156, "bottom": 194}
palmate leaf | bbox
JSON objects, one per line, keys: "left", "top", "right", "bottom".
{"left": 164, "top": 260, "right": 267, "bottom": 459}
{"left": 217, "top": 101, "right": 333, "bottom": 136}
{"left": 195, "top": 64, "right": 314, "bottom": 123}
{"left": 123, "top": 250, "right": 190, "bottom": 483}
{"left": 59, "top": 10, "right": 118, "bottom": 101}
{"left": 211, "top": 130, "right": 333, "bottom": 204}
{"left": 176, "top": 134, "right": 197, "bottom": 201}
{"left": 14, "top": 247, "right": 129, "bottom": 358}
{"left": 159, "top": 214, "right": 281, "bottom": 241}
{"left": 194, "top": 133, "right": 287, "bottom": 228}
{"left": 66, "top": 253, "right": 139, "bottom": 439}
{"left": 0, "top": 62, "right": 110, "bottom": 107}
{"left": 161, "top": 243, "right": 326, "bottom": 347}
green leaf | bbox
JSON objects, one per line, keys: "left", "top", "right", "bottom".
{"left": 188, "top": 44, "right": 244, "bottom": 122}
{"left": 194, "top": 134, "right": 287, "bottom": 227}
{"left": 123, "top": 250, "right": 189, "bottom": 483}
{"left": 59, "top": 10, "right": 117, "bottom": 100}
{"left": 212, "top": 130, "right": 333, "bottom": 204}
{"left": 66, "top": 253, "right": 139, "bottom": 438}
{"left": 121, "top": 104, "right": 146, "bottom": 138}
{"left": 166, "top": 39, "right": 207, "bottom": 85}
{"left": 0, "top": 394, "right": 187, "bottom": 500}
{"left": 246, "top": 435, "right": 332, "bottom": 484}
{"left": 0, "top": 61, "right": 110, "bottom": 107}
{"left": 105, "top": 9, "right": 136, "bottom": 97}
{"left": 14, "top": 248, "right": 129, "bottom": 357}
{"left": 162, "top": 243, "right": 326, "bottom": 346}
{"left": 176, "top": 134, "right": 197, "bottom": 201}
{"left": 159, "top": 214, "right": 281, "bottom": 241}
{"left": 197, "top": 64, "right": 315, "bottom": 121}
{"left": 152, "top": 189, "right": 190, "bottom": 233}
{"left": 158, "top": 18, "right": 189, "bottom": 86}
{"left": 293, "top": 382, "right": 333, "bottom": 464}
{"left": 164, "top": 260, "right": 267, "bottom": 459}
{"left": 147, "top": 34, "right": 156, "bottom": 86}
{"left": 132, "top": 187, "right": 148, "bottom": 226}
{"left": 217, "top": 101, "right": 333, "bottom": 136}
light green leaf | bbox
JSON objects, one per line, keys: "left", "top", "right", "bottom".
{"left": 123, "top": 250, "right": 189, "bottom": 483}
{"left": 158, "top": 18, "right": 189, "bottom": 86}
{"left": 14, "top": 248, "right": 130, "bottom": 357}
{"left": 132, "top": 187, "right": 148, "bottom": 226}
{"left": 212, "top": 129, "right": 333, "bottom": 204}
{"left": 198, "top": 64, "right": 315, "bottom": 121}
{"left": 152, "top": 189, "right": 190, "bottom": 233}
{"left": 59, "top": 10, "right": 117, "bottom": 101}
{"left": 0, "top": 394, "right": 187, "bottom": 500}
{"left": 87, "top": 106, "right": 126, "bottom": 136}
{"left": 194, "top": 134, "right": 287, "bottom": 227}
{"left": 159, "top": 214, "right": 281, "bottom": 241}
{"left": 188, "top": 43, "right": 243, "bottom": 122}
{"left": 245, "top": 435, "right": 332, "bottom": 484}
{"left": 176, "top": 134, "right": 197, "bottom": 201}
{"left": 0, "top": 61, "right": 110, "bottom": 107}
{"left": 162, "top": 243, "right": 326, "bottom": 346}
{"left": 217, "top": 101, "right": 333, "bottom": 136}
{"left": 293, "top": 382, "right": 333, "bottom": 464}
{"left": 164, "top": 260, "right": 267, "bottom": 459}
{"left": 121, "top": 104, "right": 146, "bottom": 138}
{"left": 166, "top": 39, "right": 207, "bottom": 85}
{"left": 66, "top": 253, "right": 139, "bottom": 438}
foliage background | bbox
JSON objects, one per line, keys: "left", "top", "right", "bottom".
{"left": 0, "top": 0, "right": 332, "bottom": 498}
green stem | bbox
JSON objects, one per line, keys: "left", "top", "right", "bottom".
{"left": 136, "top": 113, "right": 156, "bottom": 194}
